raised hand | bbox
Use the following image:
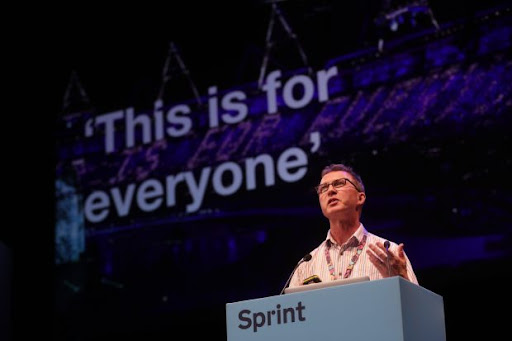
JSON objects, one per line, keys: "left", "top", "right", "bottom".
{"left": 366, "top": 241, "right": 410, "bottom": 280}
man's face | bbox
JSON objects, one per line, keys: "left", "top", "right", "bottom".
{"left": 318, "top": 170, "right": 366, "bottom": 219}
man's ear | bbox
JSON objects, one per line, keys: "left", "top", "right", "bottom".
{"left": 358, "top": 192, "right": 366, "bottom": 206}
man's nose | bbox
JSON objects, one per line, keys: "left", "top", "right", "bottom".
{"left": 327, "top": 184, "right": 338, "bottom": 193}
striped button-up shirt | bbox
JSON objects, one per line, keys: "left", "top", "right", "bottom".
{"left": 289, "top": 224, "right": 418, "bottom": 287}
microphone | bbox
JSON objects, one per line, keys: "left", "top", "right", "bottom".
{"left": 279, "top": 253, "right": 312, "bottom": 295}
{"left": 384, "top": 240, "right": 391, "bottom": 277}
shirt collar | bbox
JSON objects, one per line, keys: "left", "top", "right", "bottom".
{"left": 326, "top": 223, "right": 367, "bottom": 249}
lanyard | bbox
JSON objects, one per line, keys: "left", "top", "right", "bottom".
{"left": 324, "top": 234, "right": 367, "bottom": 280}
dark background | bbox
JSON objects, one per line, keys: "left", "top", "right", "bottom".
{"left": 4, "top": 1, "right": 512, "bottom": 340}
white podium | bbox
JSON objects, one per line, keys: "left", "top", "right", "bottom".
{"left": 226, "top": 277, "right": 445, "bottom": 341}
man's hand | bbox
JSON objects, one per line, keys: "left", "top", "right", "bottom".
{"left": 367, "top": 241, "right": 410, "bottom": 280}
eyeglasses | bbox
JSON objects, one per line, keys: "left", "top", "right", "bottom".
{"left": 315, "top": 178, "right": 361, "bottom": 194}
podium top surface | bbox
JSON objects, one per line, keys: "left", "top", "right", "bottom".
{"left": 284, "top": 275, "right": 370, "bottom": 294}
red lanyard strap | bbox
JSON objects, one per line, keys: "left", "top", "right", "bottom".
{"left": 324, "top": 234, "right": 367, "bottom": 280}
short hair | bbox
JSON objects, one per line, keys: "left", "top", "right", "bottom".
{"left": 320, "top": 164, "right": 365, "bottom": 192}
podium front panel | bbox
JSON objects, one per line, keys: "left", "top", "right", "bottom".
{"left": 227, "top": 277, "right": 445, "bottom": 341}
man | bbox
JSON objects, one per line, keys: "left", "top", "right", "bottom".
{"left": 289, "top": 164, "right": 418, "bottom": 287}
